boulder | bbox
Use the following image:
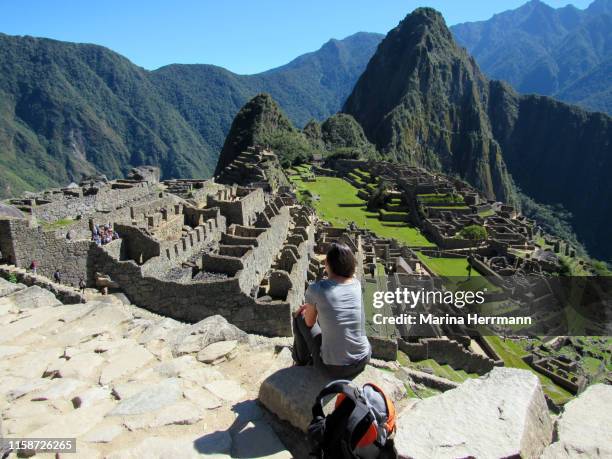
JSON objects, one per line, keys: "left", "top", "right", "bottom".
{"left": 541, "top": 384, "right": 612, "bottom": 458}
{"left": 137, "top": 317, "right": 183, "bottom": 344}
{"left": 259, "top": 365, "right": 406, "bottom": 432}
{"left": 196, "top": 340, "right": 238, "bottom": 364}
{"left": 170, "top": 315, "right": 247, "bottom": 357}
{"left": 95, "top": 273, "right": 119, "bottom": 289}
{"left": 394, "top": 367, "right": 553, "bottom": 459}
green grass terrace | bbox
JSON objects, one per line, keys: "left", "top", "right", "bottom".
{"left": 484, "top": 336, "right": 573, "bottom": 404}
{"left": 289, "top": 174, "right": 434, "bottom": 247}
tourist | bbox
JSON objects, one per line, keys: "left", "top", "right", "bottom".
{"left": 30, "top": 260, "right": 38, "bottom": 275}
{"left": 53, "top": 269, "right": 61, "bottom": 284}
{"left": 79, "top": 277, "right": 86, "bottom": 294}
{"left": 292, "top": 242, "right": 371, "bottom": 378}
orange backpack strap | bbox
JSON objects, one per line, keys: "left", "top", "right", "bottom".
{"left": 364, "top": 382, "right": 397, "bottom": 433}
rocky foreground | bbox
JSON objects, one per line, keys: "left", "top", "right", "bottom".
{"left": 1, "top": 277, "right": 611, "bottom": 458}
{"left": 0, "top": 278, "right": 301, "bottom": 458}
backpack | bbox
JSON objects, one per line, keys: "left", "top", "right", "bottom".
{"left": 308, "top": 380, "right": 397, "bottom": 459}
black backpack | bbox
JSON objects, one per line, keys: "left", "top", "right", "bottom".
{"left": 307, "top": 380, "right": 397, "bottom": 459}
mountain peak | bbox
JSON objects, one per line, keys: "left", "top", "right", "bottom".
{"left": 397, "top": 7, "right": 450, "bottom": 36}
{"left": 214, "top": 93, "right": 293, "bottom": 175}
{"left": 343, "top": 7, "right": 513, "bottom": 201}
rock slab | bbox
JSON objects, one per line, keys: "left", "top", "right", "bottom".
{"left": 542, "top": 384, "right": 612, "bottom": 458}
{"left": 196, "top": 340, "right": 238, "bottom": 364}
{"left": 259, "top": 365, "right": 406, "bottom": 432}
{"left": 394, "top": 367, "right": 553, "bottom": 459}
{"left": 108, "top": 378, "right": 183, "bottom": 416}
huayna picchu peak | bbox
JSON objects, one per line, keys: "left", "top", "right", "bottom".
{"left": 343, "top": 8, "right": 516, "bottom": 204}
{"left": 343, "top": 6, "right": 612, "bottom": 263}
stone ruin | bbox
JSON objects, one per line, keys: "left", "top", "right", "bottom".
{"left": 0, "top": 170, "right": 317, "bottom": 337}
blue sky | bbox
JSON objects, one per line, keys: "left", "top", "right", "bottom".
{"left": 1, "top": 0, "right": 593, "bottom": 74}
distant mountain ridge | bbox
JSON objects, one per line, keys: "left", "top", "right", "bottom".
{"left": 0, "top": 31, "right": 383, "bottom": 197}
{"left": 451, "top": 0, "right": 612, "bottom": 114}
{"left": 0, "top": 33, "right": 214, "bottom": 198}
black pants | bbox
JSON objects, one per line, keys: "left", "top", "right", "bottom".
{"left": 292, "top": 314, "right": 369, "bottom": 379}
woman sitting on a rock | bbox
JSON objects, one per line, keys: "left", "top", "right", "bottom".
{"left": 292, "top": 242, "right": 371, "bottom": 378}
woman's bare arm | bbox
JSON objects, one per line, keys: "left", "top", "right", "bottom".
{"left": 303, "top": 302, "right": 318, "bottom": 328}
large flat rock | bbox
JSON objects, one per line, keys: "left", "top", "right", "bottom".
{"left": 395, "top": 367, "right": 553, "bottom": 459}
{"left": 170, "top": 315, "right": 246, "bottom": 357}
{"left": 196, "top": 340, "right": 238, "bottom": 364}
{"left": 542, "top": 384, "right": 612, "bottom": 458}
{"left": 259, "top": 365, "right": 406, "bottom": 432}
{"left": 0, "top": 285, "right": 61, "bottom": 309}
{"left": 108, "top": 378, "right": 183, "bottom": 416}
{"left": 98, "top": 344, "right": 155, "bottom": 385}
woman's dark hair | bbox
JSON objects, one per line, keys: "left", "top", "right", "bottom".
{"left": 326, "top": 242, "right": 356, "bottom": 278}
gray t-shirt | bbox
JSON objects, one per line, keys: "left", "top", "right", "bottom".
{"left": 305, "top": 278, "right": 371, "bottom": 366}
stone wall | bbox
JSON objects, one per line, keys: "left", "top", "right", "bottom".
{"left": 0, "top": 219, "right": 17, "bottom": 264}
{"left": 369, "top": 336, "right": 399, "bottom": 361}
{"left": 114, "top": 224, "right": 160, "bottom": 264}
{"left": 239, "top": 207, "right": 290, "bottom": 293}
{"left": 206, "top": 187, "right": 265, "bottom": 226}
{"left": 0, "top": 186, "right": 314, "bottom": 338}
{"left": 0, "top": 265, "right": 85, "bottom": 304}
{"left": 398, "top": 338, "right": 496, "bottom": 375}
{"left": 147, "top": 213, "right": 226, "bottom": 276}
{"left": 0, "top": 218, "right": 94, "bottom": 288}
{"left": 91, "top": 246, "right": 292, "bottom": 336}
